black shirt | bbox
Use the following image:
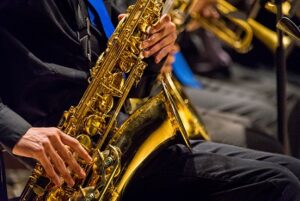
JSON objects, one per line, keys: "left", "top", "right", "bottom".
{"left": 0, "top": 0, "right": 160, "bottom": 151}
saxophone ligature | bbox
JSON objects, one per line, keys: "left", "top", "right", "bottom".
{"left": 20, "top": 0, "right": 191, "bottom": 200}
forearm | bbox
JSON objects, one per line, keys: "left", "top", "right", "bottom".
{"left": 0, "top": 102, "right": 31, "bottom": 152}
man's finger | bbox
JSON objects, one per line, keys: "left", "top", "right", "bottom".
{"left": 50, "top": 132, "right": 88, "bottom": 178}
{"left": 142, "top": 21, "right": 176, "bottom": 49}
{"left": 59, "top": 131, "right": 92, "bottom": 163}
{"left": 161, "top": 64, "right": 173, "bottom": 74}
{"left": 43, "top": 140, "right": 75, "bottom": 186}
{"left": 64, "top": 146, "right": 87, "bottom": 178}
{"left": 36, "top": 151, "right": 61, "bottom": 187}
{"left": 144, "top": 33, "right": 176, "bottom": 59}
{"left": 149, "top": 14, "right": 171, "bottom": 34}
{"left": 155, "top": 44, "right": 174, "bottom": 63}
{"left": 165, "top": 55, "right": 175, "bottom": 66}
{"left": 170, "top": 45, "right": 179, "bottom": 55}
{"left": 118, "top": 14, "right": 127, "bottom": 21}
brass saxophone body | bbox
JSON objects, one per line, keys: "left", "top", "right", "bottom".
{"left": 163, "top": 0, "right": 210, "bottom": 141}
{"left": 19, "top": 0, "right": 192, "bottom": 200}
{"left": 162, "top": 73, "right": 210, "bottom": 140}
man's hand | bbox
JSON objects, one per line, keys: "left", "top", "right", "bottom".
{"left": 12, "top": 127, "right": 92, "bottom": 187}
{"left": 187, "top": 0, "right": 219, "bottom": 32}
{"left": 190, "top": 0, "right": 219, "bottom": 18}
{"left": 141, "top": 14, "right": 177, "bottom": 64}
{"left": 160, "top": 44, "right": 179, "bottom": 74}
{"left": 118, "top": 14, "right": 177, "bottom": 64}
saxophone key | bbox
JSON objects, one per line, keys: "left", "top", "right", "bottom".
{"left": 84, "top": 115, "right": 106, "bottom": 136}
{"left": 69, "top": 186, "right": 100, "bottom": 201}
{"left": 77, "top": 134, "right": 92, "bottom": 151}
{"left": 96, "top": 94, "right": 114, "bottom": 114}
{"left": 119, "top": 51, "right": 136, "bottom": 73}
{"left": 101, "top": 72, "right": 125, "bottom": 97}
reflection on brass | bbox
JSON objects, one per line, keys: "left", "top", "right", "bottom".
{"left": 193, "top": 0, "right": 254, "bottom": 53}
{"left": 264, "top": 1, "right": 292, "bottom": 16}
{"left": 162, "top": 73, "right": 210, "bottom": 140}
{"left": 19, "top": 0, "right": 168, "bottom": 200}
{"left": 170, "top": 0, "right": 294, "bottom": 54}
{"left": 247, "top": 18, "right": 293, "bottom": 53}
{"left": 251, "top": 0, "right": 298, "bottom": 53}
{"left": 170, "top": 0, "right": 254, "bottom": 53}
{"left": 109, "top": 89, "right": 192, "bottom": 201}
{"left": 169, "top": 0, "right": 191, "bottom": 32}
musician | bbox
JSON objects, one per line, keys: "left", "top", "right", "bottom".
{"left": 0, "top": 0, "right": 177, "bottom": 187}
{"left": 0, "top": 0, "right": 300, "bottom": 200}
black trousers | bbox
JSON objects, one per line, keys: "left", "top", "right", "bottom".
{"left": 123, "top": 141, "right": 300, "bottom": 201}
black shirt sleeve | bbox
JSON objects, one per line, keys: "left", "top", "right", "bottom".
{"left": 0, "top": 99, "right": 31, "bottom": 152}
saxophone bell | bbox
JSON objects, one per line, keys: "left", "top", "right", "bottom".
{"left": 161, "top": 73, "right": 210, "bottom": 141}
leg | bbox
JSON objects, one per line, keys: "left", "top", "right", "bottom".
{"left": 122, "top": 141, "right": 300, "bottom": 201}
{"left": 184, "top": 85, "right": 283, "bottom": 153}
{"left": 192, "top": 141, "right": 300, "bottom": 179}
{"left": 185, "top": 85, "right": 277, "bottom": 137}
{"left": 190, "top": 74, "right": 300, "bottom": 158}
{"left": 196, "top": 107, "right": 283, "bottom": 153}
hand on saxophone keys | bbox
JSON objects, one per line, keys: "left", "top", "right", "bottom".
{"left": 12, "top": 127, "right": 92, "bottom": 187}
{"left": 140, "top": 14, "right": 177, "bottom": 64}
{"left": 160, "top": 44, "right": 179, "bottom": 74}
{"left": 118, "top": 13, "right": 177, "bottom": 64}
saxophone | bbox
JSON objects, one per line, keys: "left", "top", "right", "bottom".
{"left": 20, "top": 0, "right": 191, "bottom": 200}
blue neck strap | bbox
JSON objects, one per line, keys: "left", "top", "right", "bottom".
{"left": 88, "top": 0, "right": 115, "bottom": 38}
{"left": 173, "top": 52, "right": 203, "bottom": 89}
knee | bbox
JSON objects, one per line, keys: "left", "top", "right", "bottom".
{"left": 280, "top": 184, "right": 300, "bottom": 201}
{"left": 274, "top": 154, "right": 300, "bottom": 181}
{"left": 268, "top": 166, "right": 300, "bottom": 200}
